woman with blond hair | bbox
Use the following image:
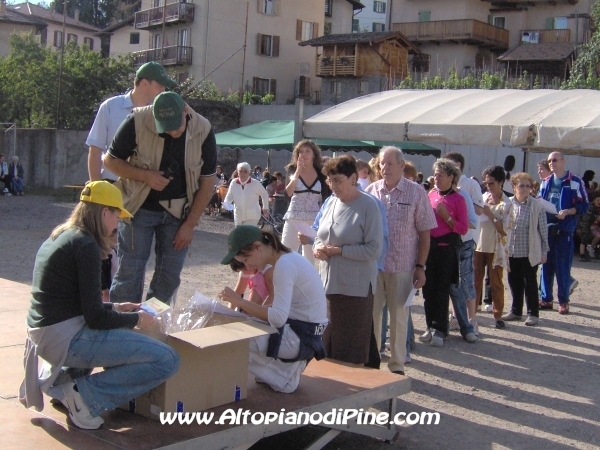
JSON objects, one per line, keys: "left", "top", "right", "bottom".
{"left": 282, "top": 140, "right": 331, "bottom": 264}
{"left": 20, "top": 181, "right": 179, "bottom": 430}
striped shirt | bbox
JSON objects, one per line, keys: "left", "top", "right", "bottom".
{"left": 366, "top": 178, "right": 437, "bottom": 273}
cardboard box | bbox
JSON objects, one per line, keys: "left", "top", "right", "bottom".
{"left": 128, "top": 313, "right": 276, "bottom": 420}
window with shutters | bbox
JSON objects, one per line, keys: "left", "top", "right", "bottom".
{"left": 84, "top": 37, "right": 94, "bottom": 49}
{"left": 372, "top": 23, "right": 385, "bottom": 32}
{"left": 297, "top": 20, "right": 318, "bottom": 41}
{"left": 130, "top": 32, "right": 140, "bottom": 44}
{"left": 325, "top": 0, "right": 333, "bottom": 17}
{"left": 352, "top": 19, "right": 359, "bottom": 33}
{"left": 493, "top": 16, "right": 505, "bottom": 29}
{"left": 418, "top": 10, "right": 430, "bottom": 22}
{"left": 257, "top": 34, "right": 280, "bottom": 57}
{"left": 253, "top": 77, "right": 277, "bottom": 99}
{"left": 298, "top": 76, "right": 311, "bottom": 97}
{"left": 373, "top": 1, "right": 386, "bottom": 13}
{"left": 53, "top": 30, "right": 63, "bottom": 48}
{"left": 67, "top": 33, "right": 77, "bottom": 43}
{"left": 259, "top": 0, "right": 279, "bottom": 16}
{"left": 324, "top": 22, "right": 332, "bottom": 35}
{"left": 553, "top": 17, "right": 568, "bottom": 29}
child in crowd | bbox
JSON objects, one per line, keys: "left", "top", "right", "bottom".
{"left": 230, "top": 259, "right": 274, "bottom": 307}
{"left": 356, "top": 159, "right": 372, "bottom": 190}
{"left": 578, "top": 192, "right": 600, "bottom": 261}
{"left": 273, "top": 171, "right": 286, "bottom": 195}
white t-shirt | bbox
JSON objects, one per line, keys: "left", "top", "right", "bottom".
{"left": 357, "top": 177, "right": 370, "bottom": 190}
{"left": 458, "top": 174, "right": 484, "bottom": 243}
{"left": 267, "top": 252, "right": 328, "bottom": 328}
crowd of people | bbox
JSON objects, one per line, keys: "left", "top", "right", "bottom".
{"left": 0, "top": 154, "right": 25, "bottom": 196}
{"left": 19, "top": 60, "right": 596, "bottom": 431}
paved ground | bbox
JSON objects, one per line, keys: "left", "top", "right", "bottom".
{"left": 1, "top": 193, "right": 598, "bottom": 449}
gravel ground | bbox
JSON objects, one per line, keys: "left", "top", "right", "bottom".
{"left": 1, "top": 194, "right": 599, "bottom": 450}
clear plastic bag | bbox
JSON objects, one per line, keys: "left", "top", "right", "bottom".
{"left": 158, "top": 291, "right": 214, "bottom": 334}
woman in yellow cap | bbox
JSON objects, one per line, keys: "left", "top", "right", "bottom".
{"left": 20, "top": 181, "right": 180, "bottom": 430}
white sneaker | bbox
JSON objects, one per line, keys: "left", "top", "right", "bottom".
{"left": 405, "top": 353, "right": 412, "bottom": 363}
{"left": 464, "top": 332, "right": 478, "bottom": 343}
{"left": 469, "top": 318, "right": 480, "bottom": 337}
{"left": 60, "top": 382, "right": 104, "bottom": 430}
{"left": 484, "top": 304, "right": 493, "bottom": 313}
{"left": 418, "top": 329, "right": 432, "bottom": 342}
{"left": 449, "top": 315, "right": 460, "bottom": 331}
{"left": 431, "top": 335, "right": 444, "bottom": 347}
{"left": 569, "top": 279, "right": 579, "bottom": 296}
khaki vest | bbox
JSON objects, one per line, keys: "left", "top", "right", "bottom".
{"left": 113, "top": 104, "right": 211, "bottom": 220}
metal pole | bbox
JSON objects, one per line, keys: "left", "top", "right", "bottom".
{"left": 240, "top": 1, "right": 249, "bottom": 109}
{"left": 160, "top": 0, "right": 167, "bottom": 63}
{"left": 55, "top": 0, "right": 67, "bottom": 128}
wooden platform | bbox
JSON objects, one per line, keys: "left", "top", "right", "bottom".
{"left": 0, "top": 278, "right": 410, "bottom": 449}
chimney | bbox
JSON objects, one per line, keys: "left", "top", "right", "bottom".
{"left": 0, "top": 1, "right": 6, "bottom": 16}
{"left": 74, "top": 8, "right": 79, "bottom": 22}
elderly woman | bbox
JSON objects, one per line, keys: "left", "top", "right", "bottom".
{"left": 502, "top": 173, "right": 549, "bottom": 326}
{"left": 283, "top": 140, "right": 331, "bottom": 264}
{"left": 224, "top": 162, "right": 270, "bottom": 227}
{"left": 314, "top": 156, "right": 382, "bottom": 365}
{"left": 420, "top": 159, "right": 469, "bottom": 347}
{"left": 474, "top": 166, "right": 513, "bottom": 329}
{"left": 20, "top": 181, "right": 179, "bottom": 430}
{"left": 219, "top": 226, "right": 328, "bottom": 393}
{"left": 10, "top": 155, "right": 24, "bottom": 195}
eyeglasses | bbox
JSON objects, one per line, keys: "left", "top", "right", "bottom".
{"left": 326, "top": 177, "right": 347, "bottom": 186}
{"left": 516, "top": 184, "right": 532, "bottom": 189}
{"left": 547, "top": 158, "right": 561, "bottom": 163}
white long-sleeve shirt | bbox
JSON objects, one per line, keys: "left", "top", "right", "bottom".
{"left": 224, "top": 178, "right": 269, "bottom": 225}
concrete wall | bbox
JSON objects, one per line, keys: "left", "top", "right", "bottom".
{"left": 109, "top": 23, "right": 149, "bottom": 58}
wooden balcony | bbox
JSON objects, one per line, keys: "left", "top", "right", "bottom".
{"left": 482, "top": 0, "right": 578, "bottom": 11}
{"left": 521, "top": 28, "right": 571, "bottom": 44}
{"left": 393, "top": 19, "right": 509, "bottom": 51}
{"left": 132, "top": 45, "right": 193, "bottom": 67}
{"left": 135, "top": 2, "right": 195, "bottom": 30}
{"left": 316, "top": 55, "right": 364, "bottom": 77}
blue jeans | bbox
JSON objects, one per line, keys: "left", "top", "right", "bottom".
{"left": 110, "top": 208, "right": 188, "bottom": 304}
{"left": 380, "top": 303, "right": 388, "bottom": 352}
{"left": 63, "top": 326, "right": 180, "bottom": 417}
{"left": 541, "top": 231, "right": 574, "bottom": 305}
{"left": 11, "top": 177, "right": 23, "bottom": 193}
{"left": 448, "top": 240, "right": 475, "bottom": 336}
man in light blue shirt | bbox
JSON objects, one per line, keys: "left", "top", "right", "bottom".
{"left": 86, "top": 62, "right": 176, "bottom": 181}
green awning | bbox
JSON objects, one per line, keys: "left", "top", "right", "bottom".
{"left": 215, "top": 120, "right": 440, "bottom": 156}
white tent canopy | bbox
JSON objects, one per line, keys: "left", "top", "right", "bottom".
{"left": 303, "top": 89, "right": 600, "bottom": 151}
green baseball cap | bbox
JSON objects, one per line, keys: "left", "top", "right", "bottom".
{"left": 135, "top": 62, "right": 177, "bottom": 89}
{"left": 153, "top": 92, "right": 185, "bottom": 133}
{"left": 221, "top": 225, "right": 263, "bottom": 265}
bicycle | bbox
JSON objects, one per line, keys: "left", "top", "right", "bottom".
{"left": 258, "top": 213, "right": 285, "bottom": 236}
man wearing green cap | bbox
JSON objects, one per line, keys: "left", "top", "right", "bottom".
{"left": 104, "top": 91, "right": 216, "bottom": 305}
{"left": 86, "top": 62, "right": 177, "bottom": 182}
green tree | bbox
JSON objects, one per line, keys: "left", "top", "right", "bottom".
{"left": 0, "top": 32, "right": 133, "bottom": 129}
{"left": 51, "top": 0, "right": 118, "bottom": 29}
{"left": 562, "top": 1, "right": 600, "bottom": 89}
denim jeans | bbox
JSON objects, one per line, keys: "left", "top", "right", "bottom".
{"left": 110, "top": 208, "right": 188, "bottom": 304}
{"left": 63, "top": 326, "right": 180, "bottom": 417}
{"left": 449, "top": 240, "right": 475, "bottom": 336}
{"left": 11, "top": 177, "right": 23, "bottom": 193}
{"left": 380, "top": 303, "right": 388, "bottom": 352}
{"left": 541, "top": 231, "right": 574, "bottom": 304}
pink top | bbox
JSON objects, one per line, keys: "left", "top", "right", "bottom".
{"left": 429, "top": 189, "right": 469, "bottom": 239}
{"left": 366, "top": 177, "right": 437, "bottom": 273}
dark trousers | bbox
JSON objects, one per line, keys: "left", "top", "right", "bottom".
{"left": 423, "top": 244, "right": 457, "bottom": 337}
{"left": 508, "top": 257, "right": 540, "bottom": 318}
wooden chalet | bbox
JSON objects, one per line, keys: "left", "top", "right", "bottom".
{"left": 299, "top": 31, "right": 419, "bottom": 80}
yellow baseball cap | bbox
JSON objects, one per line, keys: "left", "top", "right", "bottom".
{"left": 80, "top": 181, "right": 133, "bottom": 219}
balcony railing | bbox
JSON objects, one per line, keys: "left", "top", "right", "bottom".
{"left": 393, "top": 19, "right": 509, "bottom": 51}
{"left": 132, "top": 45, "right": 193, "bottom": 67}
{"left": 521, "top": 28, "right": 571, "bottom": 44}
{"left": 135, "top": 2, "right": 195, "bottom": 30}
{"left": 482, "top": 0, "right": 577, "bottom": 6}
{"left": 316, "top": 55, "right": 363, "bottom": 77}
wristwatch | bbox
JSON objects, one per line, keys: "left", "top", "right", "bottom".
{"left": 416, "top": 264, "right": 426, "bottom": 270}
{"left": 492, "top": 218, "right": 498, "bottom": 223}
